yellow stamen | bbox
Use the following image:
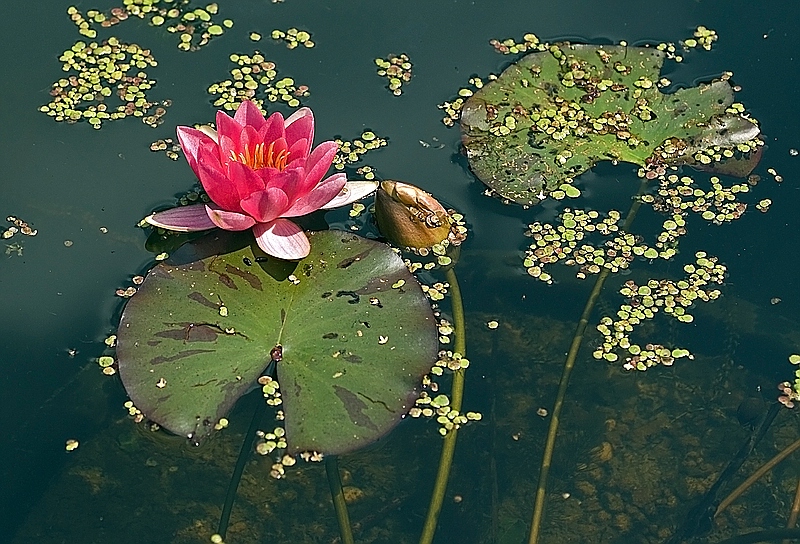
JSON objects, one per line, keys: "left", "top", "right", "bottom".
{"left": 229, "top": 142, "right": 290, "bottom": 170}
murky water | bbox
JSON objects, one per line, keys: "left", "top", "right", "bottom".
{"left": 2, "top": 0, "right": 800, "bottom": 542}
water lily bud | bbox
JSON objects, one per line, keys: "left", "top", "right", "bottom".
{"left": 374, "top": 181, "right": 452, "bottom": 249}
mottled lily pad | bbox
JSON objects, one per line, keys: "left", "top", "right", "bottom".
{"left": 117, "top": 230, "right": 438, "bottom": 455}
{"left": 460, "top": 43, "right": 761, "bottom": 205}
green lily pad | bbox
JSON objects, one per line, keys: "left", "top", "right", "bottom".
{"left": 460, "top": 43, "right": 761, "bottom": 205}
{"left": 117, "top": 230, "right": 438, "bottom": 455}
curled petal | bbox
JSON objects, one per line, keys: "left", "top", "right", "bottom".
{"left": 206, "top": 204, "right": 257, "bottom": 231}
{"left": 283, "top": 173, "right": 347, "bottom": 217}
{"left": 321, "top": 180, "right": 379, "bottom": 209}
{"left": 145, "top": 204, "right": 216, "bottom": 232}
{"left": 253, "top": 218, "right": 310, "bottom": 260}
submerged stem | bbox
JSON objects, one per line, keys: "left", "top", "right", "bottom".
{"left": 326, "top": 455, "right": 355, "bottom": 544}
{"left": 419, "top": 267, "right": 467, "bottom": 544}
{"left": 217, "top": 391, "right": 268, "bottom": 537}
{"left": 527, "top": 179, "right": 648, "bottom": 544}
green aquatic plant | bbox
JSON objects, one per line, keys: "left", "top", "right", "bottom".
{"left": 459, "top": 43, "right": 760, "bottom": 205}
{"left": 450, "top": 36, "right": 765, "bottom": 544}
{"left": 116, "top": 230, "right": 438, "bottom": 451}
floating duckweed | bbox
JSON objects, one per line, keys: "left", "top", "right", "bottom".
{"left": 65, "top": 439, "right": 80, "bottom": 452}
{"left": 3, "top": 216, "right": 38, "bottom": 241}
{"left": 271, "top": 27, "right": 314, "bottom": 49}
{"left": 208, "top": 52, "right": 309, "bottom": 112}
{"left": 523, "top": 208, "right": 680, "bottom": 283}
{"left": 67, "top": 3, "right": 231, "bottom": 52}
{"left": 755, "top": 198, "right": 772, "bottom": 212}
{"left": 790, "top": 354, "right": 800, "bottom": 365}
{"left": 593, "top": 253, "right": 725, "bottom": 370}
{"left": 249, "top": 32, "right": 262, "bottom": 41}
{"left": 331, "top": 132, "right": 388, "bottom": 170}
{"left": 375, "top": 53, "right": 412, "bottom": 96}
{"left": 42, "top": 39, "right": 167, "bottom": 129}
{"left": 98, "top": 356, "right": 115, "bottom": 368}
{"left": 487, "top": 320, "right": 499, "bottom": 329}
{"left": 489, "top": 33, "right": 546, "bottom": 55}
{"left": 150, "top": 136, "right": 182, "bottom": 160}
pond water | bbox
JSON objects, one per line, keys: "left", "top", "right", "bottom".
{"left": 2, "top": 0, "right": 800, "bottom": 543}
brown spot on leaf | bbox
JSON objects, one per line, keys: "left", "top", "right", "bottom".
{"left": 216, "top": 273, "right": 236, "bottom": 289}
{"left": 156, "top": 323, "right": 224, "bottom": 342}
{"left": 333, "top": 385, "right": 378, "bottom": 431}
{"left": 336, "top": 248, "right": 372, "bottom": 269}
{"left": 225, "top": 264, "right": 262, "bottom": 291}
{"left": 150, "top": 349, "right": 215, "bottom": 365}
{"left": 188, "top": 291, "right": 218, "bottom": 309}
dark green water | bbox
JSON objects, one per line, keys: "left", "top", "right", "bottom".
{"left": 2, "top": 0, "right": 799, "bottom": 542}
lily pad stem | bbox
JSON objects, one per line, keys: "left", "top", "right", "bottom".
{"left": 716, "top": 436, "right": 800, "bottom": 517}
{"left": 326, "top": 455, "right": 355, "bottom": 544}
{"left": 419, "top": 266, "right": 467, "bottom": 544}
{"left": 217, "top": 390, "right": 268, "bottom": 537}
{"left": 527, "top": 178, "right": 648, "bottom": 544}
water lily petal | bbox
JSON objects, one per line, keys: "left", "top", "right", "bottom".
{"left": 206, "top": 204, "right": 257, "bottom": 231}
{"left": 145, "top": 204, "right": 216, "bottom": 232}
{"left": 321, "top": 180, "right": 380, "bottom": 209}
{"left": 177, "top": 126, "right": 215, "bottom": 172}
{"left": 285, "top": 107, "right": 314, "bottom": 157}
{"left": 240, "top": 187, "right": 290, "bottom": 223}
{"left": 300, "top": 140, "right": 339, "bottom": 193}
{"left": 253, "top": 218, "right": 310, "bottom": 260}
{"left": 227, "top": 159, "right": 266, "bottom": 200}
{"left": 283, "top": 173, "right": 347, "bottom": 217}
{"left": 216, "top": 109, "right": 243, "bottom": 141}
{"left": 197, "top": 125, "right": 218, "bottom": 143}
{"left": 198, "top": 159, "right": 242, "bottom": 211}
{"left": 260, "top": 111, "right": 286, "bottom": 149}
{"left": 233, "top": 100, "right": 267, "bottom": 133}
{"left": 238, "top": 125, "right": 263, "bottom": 159}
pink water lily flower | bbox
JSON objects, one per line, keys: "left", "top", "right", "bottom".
{"left": 146, "top": 100, "right": 377, "bottom": 259}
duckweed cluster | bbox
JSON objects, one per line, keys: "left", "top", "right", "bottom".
{"left": 593, "top": 252, "right": 725, "bottom": 370}
{"left": 438, "top": 76, "right": 495, "bottom": 127}
{"left": 270, "top": 28, "right": 315, "bottom": 49}
{"left": 489, "top": 33, "right": 547, "bottom": 55}
{"left": 779, "top": 355, "right": 800, "bottom": 407}
{"left": 149, "top": 137, "right": 182, "bottom": 160}
{"left": 208, "top": 52, "right": 309, "bottom": 112}
{"left": 68, "top": 2, "right": 233, "bottom": 52}
{"left": 40, "top": 39, "right": 167, "bottom": 129}
{"left": 331, "top": 131, "right": 388, "bottom": 170}
{"left": 3, "top": 216, "right": 37, "bottom": 240}
{"left": 642, "top": 173, "right": 751, "bottom": 225}
{"left": 375, "top": 53, "right": 412, "bottom": 96}
{"left": 523, "top": 208, "right": 684, "bottom": 284}
{"left": 409, "top": 351, "right": 481, "bottom": 435}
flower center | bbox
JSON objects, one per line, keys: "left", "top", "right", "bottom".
{"left": 231, "top": 142, "right": 289, "bottom": 170}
